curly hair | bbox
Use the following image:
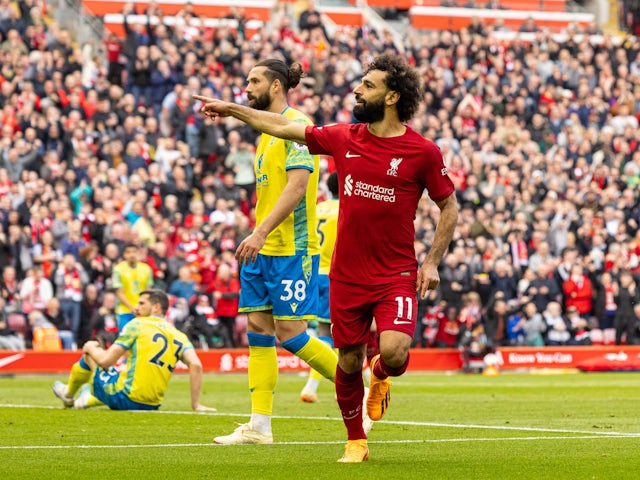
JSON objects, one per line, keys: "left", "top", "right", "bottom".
{"left": 364, "top": 54, "right": 423, "bottom": 123}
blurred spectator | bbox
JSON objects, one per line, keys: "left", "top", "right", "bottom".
{"left": 440, "top": 248, "right": 471, "bottom": 309}
{"left": 460, "top": 321, "right": 491, "bottom": 373}
{"left": 187, "top": 294, "right": 229, "bottom": 348}
{"left": 298, "top": 0, "right": 329, "bottom": 42}
{"left": 432, "top": 302, "right": 460, "bottom": 348}
{"left": 523, "top": 263, "right": 561, "bottom": 314}
{"left": 614, "top": 270, "right": 640, "bottom": 345}
{"left": 19, "top": 265, "right": 53, "bottom": 315}
{"left": 482, "top": 293, "right": 511, "bottom": 347}
{"left": 592, "top": 271, "right": 617, "bottom": 330}
{"left": 79, "top": 283, "right": 101, "bottom": 347}
{"left": 520, "top": 301, "right": 547, "bottom": 347}
{"left": 543, "top": 302, "right": 571, "bottom": 346}
{"left": 489, "top": 258, "right": 518, "bottom": 304}
{"left": 42, "top": 297, "right": 74, "bottom": 350}
{"left": 562, "top": 263, "right": 594, "bottom": 317}
{"left": 0, "top": 295, "right": 25, "bottom": 350}
{"left": 53, "top": 253, "right": 88, "bottom": 343}
{"left": 169, "top": 264, "right": 198, "bottom": 302}
{"left": 91, "top": 291, "right": 118, "bottom": 347}
{"left": 212, "top": 262, "right": 240, "bottom": 348}
{"left": 566, "top": 306, "right": 592, "bottom": 346}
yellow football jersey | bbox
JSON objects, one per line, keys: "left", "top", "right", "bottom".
{"left": 112, "top": 261, "right": 154, "bottom": 314}
{"left": 254, "top": 107, "right": 320, "bottom": 256}
{"left": 111, "top": 316, "right": 193, "bottom": 406}
{"left": 316, "top": 198, "right": 339, "bottom": 275}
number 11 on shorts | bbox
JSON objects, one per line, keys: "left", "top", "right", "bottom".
{"left": 395, "top": 296, "right": 413, "bottom": 320}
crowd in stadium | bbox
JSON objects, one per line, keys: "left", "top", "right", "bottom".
{"left": 0, "top": 0, "right": 639, "bottom": 353}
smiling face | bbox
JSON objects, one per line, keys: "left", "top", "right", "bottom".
{"left": 352, "top": 69, "right": 390, "bottom": 124}
{"left": 245, "top": 66, "right": 274, "bottom": 111}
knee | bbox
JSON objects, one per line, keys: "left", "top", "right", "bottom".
{"left": 380, "top": 345, "right": 410, "bottom": 368}
{"left": 338, "top": 349, "right": 365, "bottom": 374}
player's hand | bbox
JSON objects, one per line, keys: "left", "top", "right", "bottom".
{"left": 417, "top": 261, "right": 440, "bottom": 299}
{"left": 235, "top": 231, "right": 266, "bottom": 265}
{"left": 193, "top": 95, "right": 233, "bottom": 120}
{"left": 82, "top": 340, "right": 100, "bottom": 354}
{"left": 193, "top": 404, "right": 217, "bottom": 412}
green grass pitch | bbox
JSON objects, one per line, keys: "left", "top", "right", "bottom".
{"left": 2, "top": 371, "right": 640, "bottom": 479}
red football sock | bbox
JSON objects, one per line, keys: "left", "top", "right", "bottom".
{"left": 373, "top": 354, "right": 410, "bottom": 379}
{"left": 336, "top": 365, "right": 366, "bottom": 440}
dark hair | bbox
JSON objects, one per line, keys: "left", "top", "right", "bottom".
{"left": 327, "top": 171, "right": 338, "bottom": 197}
{"left": 364, "top": 54, "right": 423, "bottom": 122}
{"left": 255, "top": 59, "right": 304, "bottom": 92}
{"left": 123, "top": 242, "right": 138, "bottom": 252}
{"left": 140, "top": 289, "right": 169, "bottom": 314}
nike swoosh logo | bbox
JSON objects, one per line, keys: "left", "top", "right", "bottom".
{"left": 393, "top": 318, "right": 412, "bottom": 325}
{"left": 345, "top": 151, "right": 361, "bottom": 158}
{"left": 0, "top": 353, "right": 25, "bottom": 369}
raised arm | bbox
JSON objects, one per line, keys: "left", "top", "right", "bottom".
{"left": 417, "top": 192, "right": 459, "bottom": 299}
{"left": 193, "top": 95, "right": 308, "bottom": 145}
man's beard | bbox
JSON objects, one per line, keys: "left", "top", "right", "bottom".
{"left": 249, "top": 91, "right": 272, "bottom": 111}
{"left": 353, "top": 96, "right": 385, "bottom": 123}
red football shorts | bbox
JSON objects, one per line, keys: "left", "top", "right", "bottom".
{"left": 330, "top": 278, "right": 417, "bottom": 349}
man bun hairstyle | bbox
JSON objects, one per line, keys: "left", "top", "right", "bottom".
{"left": 255, "top": 59, "right": 304, "bottom": 92}
{"left": 364, "top": 54, "right": 423, "bottom": 123}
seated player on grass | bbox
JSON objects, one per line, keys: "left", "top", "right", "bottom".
{"left": 52, "top": 289, "right": 216, "bottom": 411}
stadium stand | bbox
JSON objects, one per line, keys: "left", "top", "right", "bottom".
{"left": 0, "top": 0, "right": 638, "bottom": 357}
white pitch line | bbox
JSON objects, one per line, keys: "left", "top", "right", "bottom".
{"left": 2, "top": 434, "right": 640, "bottom": 450}
{"left": 0, "top": 404, "right": 637, "bottom": 438}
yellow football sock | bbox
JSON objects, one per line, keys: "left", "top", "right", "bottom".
{"left": 67, "top": 361, "right": 92, "bottom": 397}
{"left": 309, "top": 367, "right": 324, "bottom": 382}
{"left": 309, "top": 347, "right": 338, "bottom": 381}
{"left": 287, "top": 335, "right": 337, "bottom": 382}
{"left": 248, "top": 334, "right": 278, "bottom": 416}
{"left": 84, "top": 394, "right": 104, "bottom": 408}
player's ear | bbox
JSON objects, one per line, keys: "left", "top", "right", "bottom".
{"left": 385, "top": 90, "right": 399, "bottom": 106}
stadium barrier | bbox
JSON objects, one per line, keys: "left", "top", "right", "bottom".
{"left": 352, "top": 0, "right": 567, "bottom": 13}
{"left": 409, "top": 6, "right": 594, "bottom": 32}
{"left": 2, "top": 346, "right": 640, "bottom": 374}
{"left": 81, "top": 0, "right": 275, "bottom": 19}
{"left": 101, "top": 14, "right": 265, "bottom": 40}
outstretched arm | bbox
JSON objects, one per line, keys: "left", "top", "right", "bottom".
{"left": 182, "top": 348, "right": 216, "bottom": 412}
{"left": 417, "top": 193, "right": 458, "bottom": 299}
{"left": 193, "top": 95, "right": 308, "bottom": 145}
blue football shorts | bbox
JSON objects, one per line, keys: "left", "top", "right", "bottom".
{"left": 117, "top": 313, "right": 135, "bottom": 331}
{"left": 317, "top": 273, "right": 330, "bottom": 324}
{"left": 92, "top": 366, "right": 159, "bottom": 411}
{"left": 239, "top": 254, "right": 319, "bottom": 321}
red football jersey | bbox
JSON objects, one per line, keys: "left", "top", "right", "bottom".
{"left": 305, "top": 123, "right": 454, "bottom": 285}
